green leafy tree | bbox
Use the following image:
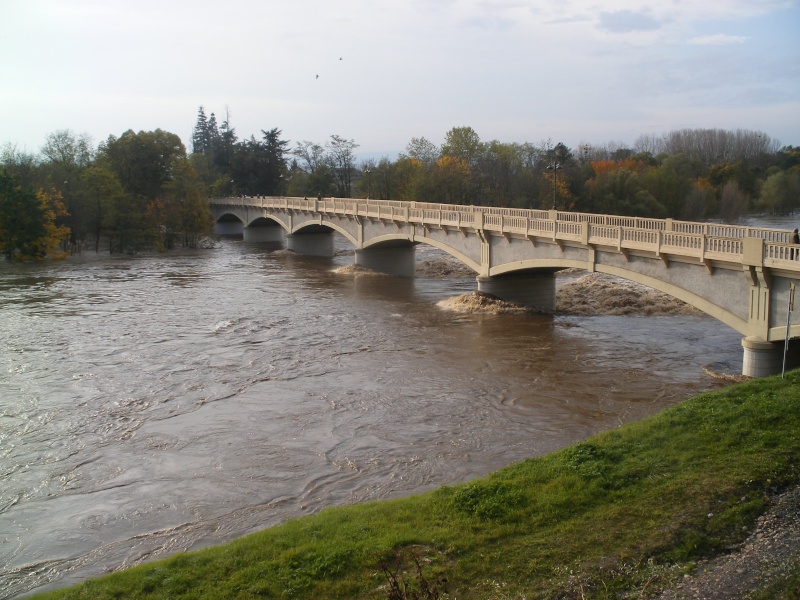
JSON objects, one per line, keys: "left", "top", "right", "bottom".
{"left": 402, "top": 137, "right": 439, "bottom": 169}
{"left": 440, "top": 127, "right": 484, "bottom": 203}
{"left": 683, "top": 178, "right": 714, "bottom": 220}
{"left": 146, "top": 164, "right": 213, "bottom": 251}
{"left": 431, "top": 155, "right": 471, "bottom": 204}
{"left": 393, "top": 157, "right": 428, "bottom": 201}
{"left": 478, "top": 141, "right": 524, "bottom": 207}
{"left": 587, "top": 162, "right": 664, "bottom": 217}
{"left": 0, "top": 169, "right": 70, "bottom": 260}
{"left": 718, "top": 181, "right": 751, "bottom": 223}
{"left": 39, "top": 129, "right": 94, "bottom": 249}
{"left": 758, "top": 171, "right": 800, "bottom": 215}
{"left": 1, "top": 143, "right": 40, "bottom": 188}
{"left": 357, "top": 157, "right": 396, "bottom": 200}
{"left": 441, "top": 126, "right": 484, "bottom": 168}
{"left": 80, "top": 164, "right": 125, "bottom": 252}
{"left": 642, "top": 154, "right": 694, "bottom": 218}
{"left": 99, "top": 129, "right": 207, "bottom": 252}
{"left": 708, "top": 162, "right": 758, "bottom": 199}
{"left": 101, "top": 129, "right": 187, "bottom": 199}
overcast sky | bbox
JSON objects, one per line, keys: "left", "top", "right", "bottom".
{"left": 2, "top": 0, "right": 799, "bottom": 159}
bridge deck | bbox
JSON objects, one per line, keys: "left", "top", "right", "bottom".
{"left": 212, "top": 195, "right": 800, "bottom": 273}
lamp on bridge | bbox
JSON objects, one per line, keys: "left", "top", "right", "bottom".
{"left": 546, "top": 161, "right": 562, "bottom": 210}
{"left": 363, "top": 167, "right": 372, "bottom": 199}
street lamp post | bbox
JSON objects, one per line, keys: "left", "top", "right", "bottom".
{"left": 546, "top": 162, "right": 562, "bottom": 210}
{"left": 364, "top": 167, "right": 372, "bottom": 199}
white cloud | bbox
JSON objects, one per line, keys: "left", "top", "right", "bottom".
{"left": 1, "top": 0, "right": 798, "bottom": 154}
{"left": 689, "top": 33, "right": 749, "bottom": 45}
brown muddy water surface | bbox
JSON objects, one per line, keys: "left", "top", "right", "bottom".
{"left": 0, "top": 237, "right": 743, "bottom": 598}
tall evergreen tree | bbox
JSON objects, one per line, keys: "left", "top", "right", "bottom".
{"left": 192, "top": 106, "right": 209, "bottom": 155}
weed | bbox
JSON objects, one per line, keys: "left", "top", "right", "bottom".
{"left": 452, "top": 480, "right": 524, "bottom": 520}
{"left": 379, "top": 547, "right": 447, "bottom": 600}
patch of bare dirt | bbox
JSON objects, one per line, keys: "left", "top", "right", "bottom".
{"left": 656, "top": 485, "right": 800, "bottom": 599}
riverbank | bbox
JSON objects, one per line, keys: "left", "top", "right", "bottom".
{"left": 31, "top": 370, "right": 800, "bottom": 599}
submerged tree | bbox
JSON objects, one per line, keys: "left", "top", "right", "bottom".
{"left": 39, "top": 129, "right": 94, "bottom": 249}
{"left": 0, "top": 169, "right": 70, "bottom": 260}
{"left": 98, "top": 129, "right": 211, "bottom": 253}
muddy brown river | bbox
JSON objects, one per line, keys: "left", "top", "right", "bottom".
{"left": 0, "top": 236, "right": 744, "bottom": 598}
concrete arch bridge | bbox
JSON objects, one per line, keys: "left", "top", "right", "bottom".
{"left": 210, "top": 196, "right": 800, "bottom": 377}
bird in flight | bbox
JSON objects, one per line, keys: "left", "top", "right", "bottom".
{"left": 316, "top": 74, "right": 319, "bottom": 79}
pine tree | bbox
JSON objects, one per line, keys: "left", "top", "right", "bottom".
{"left": 192, "top": 106, "right": 209, "bottom": 155}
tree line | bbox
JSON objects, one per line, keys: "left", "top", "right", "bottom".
{"left": 1, "top": 129, "right": 214, "bottom": 259}
{"left": 190, "top": 107, "right": 799, "bottom": 222}
{"left": 1, "top": 105, "right": 798, "bottom": 261}
{"left": 283, "top": 127, "right": 798, "bottom": 222}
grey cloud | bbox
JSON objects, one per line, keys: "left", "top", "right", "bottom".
{"left": 598, "top": 10, "right": 663, "bottom": 33}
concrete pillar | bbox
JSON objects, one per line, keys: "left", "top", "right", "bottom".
{"left": 286, "top": 232, "right": 335, "bottom": 257}
{"left": 354, "top": 245, "right": 416, "bottom": 277}
{"left": 214, "top": 221, "right": 244, "bottom": 236}
{"left": 476, "top": 272, "right": 556, "bottom": 310}
{"left": 741, "top": 336, "right": 800, "bottom": 377}
{"left": 243, "top": 225, "right": 284, "bottom": 243}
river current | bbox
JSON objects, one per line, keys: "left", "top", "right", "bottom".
{"left": 0, "top": 236, "right": 745, "bottom": 598}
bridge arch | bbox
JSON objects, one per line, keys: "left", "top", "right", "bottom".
{"left": 209, "top": 197, "right": 800, "bottom": 376}
{"left": 595, "top": 264, "right": 749, "bottom": 336}
{"left": 247, "top": 215, "right": 287, "bottom": 231}
{"left": 381, "top": 235, "right": 482, "bottom": 275}
{"left": 291, "top": 218, "right": 358, "bottom": 246}
{"left": 214, "top": 212, "right": 245, "bottom": 236}
{"left": 489, "top": 257, "right": 749, "bottom": 335}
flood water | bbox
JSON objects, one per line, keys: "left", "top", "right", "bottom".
{"left": 0, "top": 236, "right": 745, "bottom": 598}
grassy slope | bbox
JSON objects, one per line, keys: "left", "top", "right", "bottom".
{"left": 33, "top": 370, "right": 800, "bottom": 599}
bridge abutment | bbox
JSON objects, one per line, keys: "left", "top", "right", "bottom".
{"left": 477, "top": 272, "right": 556, "bottom": 310}
{"left": 286, "top": 232, "right": 335, "bottom": 256}
{"left": 741, "top": 336, "right": 800, "bottom": 378}
{"left": 354, "top": 245, "right": 416, "bottom": 277}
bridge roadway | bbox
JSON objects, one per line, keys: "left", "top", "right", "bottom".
{"left": 209, "top": 196, "right": 800, "bottom": 377}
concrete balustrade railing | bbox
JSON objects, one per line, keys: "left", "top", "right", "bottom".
{"left": 211, "top": 196, "right": 800, "bottom": 271}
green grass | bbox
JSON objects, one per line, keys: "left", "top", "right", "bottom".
{"left": 33, "top": 370, "right": 800, "bottom": 599}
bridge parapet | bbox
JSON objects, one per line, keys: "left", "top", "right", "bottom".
{"left": 210, "top": 196, "right": 799, "bottom": 271}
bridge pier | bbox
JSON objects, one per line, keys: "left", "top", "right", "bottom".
{"left": 476, "top": 272, "right": 556, "bottom": 310}
{"left": 286, "top": 232, "right": 335, "bottom": 256}
{"left": 741, "top": 336, "right": 800, "bottom": 378}
{"left": 243, "top": 224, "right": 284, "bottom": 243}
{"left": 354, "top": 244, "right": 416, "bottom": 277}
